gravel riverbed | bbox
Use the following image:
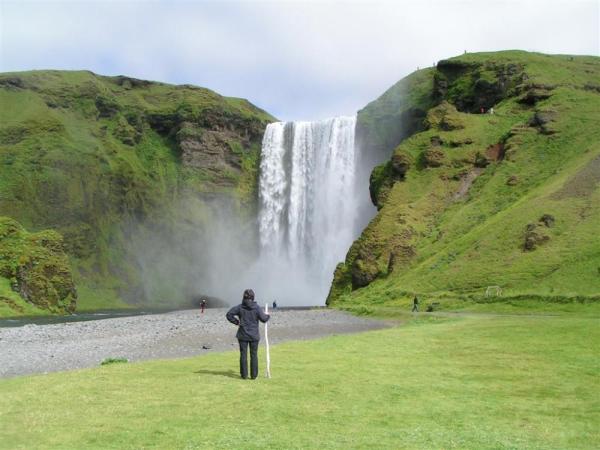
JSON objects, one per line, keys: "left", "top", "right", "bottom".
{"left": 0, "top": 308, "right": 388, "bottom": 378}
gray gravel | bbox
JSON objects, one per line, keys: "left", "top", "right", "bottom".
{"left": 0, "top": 308, "right": 388, "bottom": 378}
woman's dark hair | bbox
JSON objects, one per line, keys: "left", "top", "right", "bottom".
{"left": 243, "top": 289, "right": 255, "bottom": 301}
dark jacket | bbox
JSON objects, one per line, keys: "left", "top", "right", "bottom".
{"left": 226, "top": 298, "right": 270, "bottom": 342}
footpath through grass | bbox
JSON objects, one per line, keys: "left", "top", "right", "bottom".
{"left": 1, "top": 311, "right": 598, "bottom": 449}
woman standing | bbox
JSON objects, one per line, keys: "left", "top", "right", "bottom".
{"left": 226, "top": 289, "right": 270, "bottom": 379}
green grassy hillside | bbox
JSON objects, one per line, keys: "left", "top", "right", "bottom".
{"left": 329, "top": 51, "right": 600, "bottom": 308}
{"left": 0, "top": 70, "right": 274, "bottom": 315}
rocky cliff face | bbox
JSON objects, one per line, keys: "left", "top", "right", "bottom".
{"left": 328, "top": 51, "right": 600, "bottom": 306}
{"left": 0, "top": 70, "right": 274, "bottom": 315}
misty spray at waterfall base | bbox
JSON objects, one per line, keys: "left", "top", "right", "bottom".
{"left": 129, "top": 115, "right": 376, "bottom": 307}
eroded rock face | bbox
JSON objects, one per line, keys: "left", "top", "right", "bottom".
{"left": 351, "top": 257, "right": 379, "bottom": 289}
{"left": 180, "top": 129, "right": 243, "bottom": 176}
{"left": 518, "top": 85, "right": 554, "bottom": 105}
{"left": 434, "top": 60, "right": 526, "bottom": 112}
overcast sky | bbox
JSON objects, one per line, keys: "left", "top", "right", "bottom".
{"left": 1, "top": 0, "right": 598, "bottom": 120}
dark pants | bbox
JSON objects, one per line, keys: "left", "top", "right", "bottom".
{"left": 412, "top": 304, "right": 419, "bottom": 312}
{"left": 238, "top": 340, "right": 259, "bottom": 379}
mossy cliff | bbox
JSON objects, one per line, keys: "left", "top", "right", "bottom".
{"left": 329, "top": 51, "right": 600, "bottom": 307}
{"left": 0, "top": 217, "right": 75, "bottom": 315}
{"left": 0, "top": 70, "right": 274, "bottom": 315}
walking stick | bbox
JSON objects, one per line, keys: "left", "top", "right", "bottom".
{"left": 265, "top": 303, "right": 271, "bottom": 378}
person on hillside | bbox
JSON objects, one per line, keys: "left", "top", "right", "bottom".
{"left": 200, "top": 299, "right": 207, "bottom": 314}
{"left": 412, "top": 296, "right": 419, "bottom": 312}
{"left": 273, "top": 300, "right": 277, "bottom": 309}
{"left": 226, "top": 289, "right": 270, "bottom": 379}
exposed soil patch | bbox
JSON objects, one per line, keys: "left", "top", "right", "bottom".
{"left": 486, "top": 142, "right": 505, "bottom": 161}
{"left": 551, "top": 154, "right": 600, "bottom": 199}
{"left": 453, "top": 167, "right": 484, "bottom": 201}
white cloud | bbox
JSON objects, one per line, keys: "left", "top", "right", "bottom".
{"left": 1, "top": 0, "right": 598, "bottom": 120}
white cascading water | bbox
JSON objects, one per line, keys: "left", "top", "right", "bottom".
{"left": 256, "top": 116, "right": 363, "bottom": 305}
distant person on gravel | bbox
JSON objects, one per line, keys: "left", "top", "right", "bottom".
{"left": 200, "top": 299, "right": 206, "bottom": 314}
{"left": 226, "top": 289, "right": 270, "bottom": 379}
{"left": 412, "top": 296, "right": 419, "bottom": 312}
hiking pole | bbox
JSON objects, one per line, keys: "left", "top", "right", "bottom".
{"left": 265, "top": 303, "right": 271, "bottom": 379}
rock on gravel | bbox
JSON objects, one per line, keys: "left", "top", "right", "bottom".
{"left": 0, "top": 308, "right": 388, "bottom": 378}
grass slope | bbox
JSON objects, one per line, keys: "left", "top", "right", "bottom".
{"left": 1, "top": 310, "right": 598, "bottom": 449}
{"left": 329, "top": 51, "right": 600, "bottom": 308}
{"left": 0, "top": 70, "right": 274, "bottom": 315}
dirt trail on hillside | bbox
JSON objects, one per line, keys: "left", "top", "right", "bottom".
{"left": 0, "top": 308, "right": 389, "bottom": 378}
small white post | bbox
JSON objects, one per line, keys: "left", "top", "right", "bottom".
{"left": 265, "top": 303, "right": 271, "bottom": 379}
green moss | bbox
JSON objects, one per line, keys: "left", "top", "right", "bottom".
{"left": 329, "top": 51, "right": 600, "bottom": 307}
{"left": 0, "top": 70, "right": 275, "bottom": 312}
{"left": 0, "top": 217, "right": 76, "bottom": 315}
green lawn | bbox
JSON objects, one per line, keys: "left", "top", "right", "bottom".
{"left": 1, "top": 311, "right": 598, "bottom": 449}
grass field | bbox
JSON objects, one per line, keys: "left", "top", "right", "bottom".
{"left": 1, "top": 309, "right": 598, "bottom": 449}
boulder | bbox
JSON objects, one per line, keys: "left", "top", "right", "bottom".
{"left": 524, "top": 223, "right": 550, "bottom": 251}
{"left": 539, "top": 214, "right": 555, "bottom": 228}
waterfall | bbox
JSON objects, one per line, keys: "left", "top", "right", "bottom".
{"left": 256, "top": 115, "right": 366, "bottom": 304}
